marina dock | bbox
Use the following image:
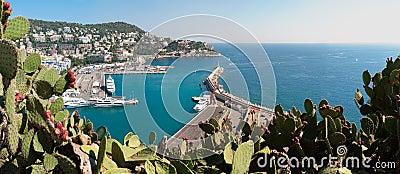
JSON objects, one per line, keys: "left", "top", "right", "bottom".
{"left": 75, "top": 64, "right": 172, "bottom": 100}
{"left": 166, "top": 65, "right": 274, "bottom": 149}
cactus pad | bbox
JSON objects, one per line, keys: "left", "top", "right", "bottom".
{"left": 33, "top": 80, "right": 53, "bottom": 99}
{"left": 304, "top": 98, "right": 314, "bottom": 113}
{"left": 80, "top": 144, "right": 118, "bottom": 170}
{"left": 283, "top": 117, "right": 296, "bottom": 133}
{"left": 96, "top": 137, "right": 107, "bottom": 174}
{"left": 21, "top": 129, "right": 34, "bottom": 160}
{"left": 6, "top": 120, "right": 19, "bottom": 156}
{"left": 209, "top": 118, "right": 219, "bottom": 128}
{"left": 50, "top": 97, "right": 63, "bottom": 114}
{"left": 23, "top": 53, "right": 41, "bottom": 74}
{"left": 4, "top": 16, "right": 30, "bottom": 41}
{"left": 362, "top": 70, "right": 371, "bottom": 85}
{"left": 55, "top": 153, "right": 79, "bottom": 174}
{"left": 359, "top": 104, "right": 372, "bottom": 116}
{"left": 32, "top": 132, "right": 44, "bottom": 153}
{"left": 223, "top": 142, "right": 237, "bottom": 164}
{"left": 274, "top": 104, "right": 284, "bottom": 116}
{"left": 43, "top": 153, "right": 58, "bottom": 171}
{"left": 26, "top": 96, "right": 47, "bottom": 128}
{"left": 112, "top": 142, "right": 126, "bottom": 167}
{"left": 96, "top": 126, "right": 108, "bottom": 140}
{"left": 232, "top": 140, "right": 254, "bottom": 174}
{"left": 124, "top": 132, "right": 141, "bottom": 148}
{"left": 240, "top": 121, "right": 252, "bottom": 135}
{"left": 329, "top": 132, "right": 346, "bottom": 146}
{"left": 54, "top": 110, "right": 68, "bottom": 122}
{"left": 199, "top": 123, "right": 215, "bottom": 134}
{"left": 170, "top": 160, "right": 194, "bottom": 174}
{"left": 53, "top": 74, "right": 68, "bottom": 95}
{"left": 149, "top": 131, "right": 156, "bottom": 145}
{"left": 16, "top": 70, "right": 29, "bottom": 94}
{"left": 145, "top": 160, "right": 156, "bottom": 174}
{"left": 361, "top": 117, "right": 374, "bottom": 135}
{"left": 5, "top": 79, "right": 16, "bottom": 123}
{"left": 384, "top": 116, "right": 397, "bottom": 135}
{"left": 45, "top": 69, "right": 59, "bottom": 87}
{"left": 0, "top": 39, "right": 18, "bottom": 79}
{"left": 180, "top": 140, "right": 187, "bottom": 156}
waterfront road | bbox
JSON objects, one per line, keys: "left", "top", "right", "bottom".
{"left": 167, "top": 105, "right": 223, "bottom": 147}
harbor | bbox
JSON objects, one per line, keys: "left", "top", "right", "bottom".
{"left": 62, "top": 61, "right": 174, "bottom": 108}
{"left": 166, "top": 65, "right": 274, "bottom": 148}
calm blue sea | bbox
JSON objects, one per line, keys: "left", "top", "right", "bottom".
{"left": 73, "top": 43, "right": 400, "bottom": 143}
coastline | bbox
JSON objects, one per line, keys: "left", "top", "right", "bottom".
{"left": 154, "top": 52, "right": 223, "bottom": 59}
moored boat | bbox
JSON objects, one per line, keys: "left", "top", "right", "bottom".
{"left": 106, "top": 75, "right": 116, "bottom": 94}
{"left": 93, "top": 97, "right": 125, "bottom": 107}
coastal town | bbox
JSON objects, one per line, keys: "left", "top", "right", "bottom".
{"left": 14, "top": 19, "right": 221, "bottom": 74}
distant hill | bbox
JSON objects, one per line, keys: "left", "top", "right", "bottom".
{"left": 25, "top": 19, "right": 220, "bottom": 59}
{"left": 29, "top": 19, "right": 145, "bottom": 35}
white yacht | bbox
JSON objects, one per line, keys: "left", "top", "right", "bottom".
{"left": 62, "top": 89, "right": 90, "bottom": 109}
{"left": 193, "top": 93, "right": 211, "bottom": 112}
{"left": 93, "top": 97, "right": 125, "bottom": 107}
{"left": 106, "top": 75, "right": 116, "bottom": 94}
{"left": 64, "top": 98, "right": 90, "bottom": 109}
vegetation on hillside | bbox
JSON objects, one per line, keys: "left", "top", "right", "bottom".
{"left": 29, "top": 19, "right": 145, "bottom": 36}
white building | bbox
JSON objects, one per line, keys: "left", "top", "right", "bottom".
{"left": 63, "top": 27, "right": 71, "bottom": 33}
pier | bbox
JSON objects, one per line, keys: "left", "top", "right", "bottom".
{"left": 166, "top": 65, "right": 274, "bottom": 149}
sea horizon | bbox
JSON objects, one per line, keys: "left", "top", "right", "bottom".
{"left": 72, "top": 43, "right": 400, "bottom": 143}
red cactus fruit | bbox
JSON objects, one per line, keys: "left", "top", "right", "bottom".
{"left": 60, "top": 127, "right": 67, "bottom": 135}
{"left": 56, "top": 122, "right": 63, "bottom": 129}
{"left": 3, "top": 2, "right": 10, "bottom": 9}
{"left": 62, "top": 133, "right": 69, "bottom": 142}
{"left": 69, "top": 76, "right": 76, "bottom": 82}
{"left": 67, "top": 70, "right": 74, "bottom": 77}
{"left": 15, "top": 93, "right": 23, "bottom": 102}
{"left": 45, "top": 110, "right": 52, "bottom": 119}
{"left": 54, "top": 128, "right": 61, "bottom": 136}
{"left": 70, "top": 82, "right": 76, "bottom": 88}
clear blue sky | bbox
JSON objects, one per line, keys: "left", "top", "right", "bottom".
{"left": 9, "top": 0, "right": 400, "bottom": 43}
